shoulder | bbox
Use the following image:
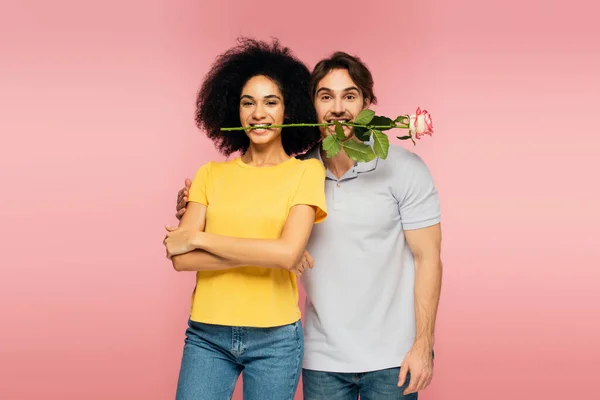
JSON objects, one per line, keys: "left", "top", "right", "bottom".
{"left": 298, "top": 157, "right": 325, "bottom": 169}
{"left": 296, "top": 157, "right": 326, "bottom": 175}
{"left": 383, "top": 144, "right": 424, "bottom": 165}
{"left": 196, "top": 158, "right": 238, "bottom": 173}
{"left": 376, "top": 144, "right": 436, "bottom": 196}
{"left": 192, "top": 159, "right": 240, "bottom": 184}
{"left": 193, "top": 161, "right": 211, "bottom": 176}
{"left": 378, "top": 144, "right": 430, "bottom": 173}
{"left": 296, "top": 143, "right": 321, "bottom": 161}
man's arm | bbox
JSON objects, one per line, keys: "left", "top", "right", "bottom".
{"left": 406, "top": 223, "right": 442, "bottom": 347}
{"left": 175, "top": 179, "right": 192, "bottom": 220}
{"left": 398, "top": 223, "right": 442, "bottom": 394}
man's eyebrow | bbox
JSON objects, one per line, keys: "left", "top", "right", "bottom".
{"left": 316, "top": 86, "right": 360, "bottom": 94}
{"left": 316, "top": 87, "right": 332, "bottom": 94}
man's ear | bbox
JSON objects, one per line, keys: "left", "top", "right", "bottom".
{"left": 363, "top": 97, "right": 371, "bottom": 110}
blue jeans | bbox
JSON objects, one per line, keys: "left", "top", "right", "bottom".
{"left": 302, "top": 367, "right": 417, "bottom": 400}
{"left": 176, "top": 319, "right": 304, "bottom": 400}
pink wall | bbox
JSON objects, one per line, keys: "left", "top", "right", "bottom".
{"left": 2, "top": 0, "right": 598, "bottom": 399}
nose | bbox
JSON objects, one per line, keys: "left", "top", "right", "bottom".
{"left": 252, "top": 103, "right": 266, "bottom": 120}
{"left": 332, "top": 96, "right": 344, "bottom": 115}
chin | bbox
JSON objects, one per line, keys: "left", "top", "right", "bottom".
{"left": 248, "top": 130, "right": 279, "bottom": 146}
{"left": 319, "top": 126, "right": 332, "bottom": 137}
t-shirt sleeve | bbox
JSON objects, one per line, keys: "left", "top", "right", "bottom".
{"left": 395, "top": 153, "right": 441, "bottom": 230}
{"left": 291, "top": 159, "right": 328, "bottom": 224}
{"left": 188, "top": 162, "right": 211, "bottom": 206}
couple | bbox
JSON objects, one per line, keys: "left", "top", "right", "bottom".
{"left": 163, "top": 38, "right": 443, "bottom": 400}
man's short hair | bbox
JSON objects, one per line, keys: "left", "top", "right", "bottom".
{"left": 309, "top": 52, "right": 377, "bottom": 105}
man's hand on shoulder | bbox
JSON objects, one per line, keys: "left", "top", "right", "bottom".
{"left": 175, "top": 179, "right": 192, "bottom": 220}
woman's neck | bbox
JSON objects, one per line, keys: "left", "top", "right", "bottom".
{"left": 241, "top": 142, "right": 289, "bottom": 167}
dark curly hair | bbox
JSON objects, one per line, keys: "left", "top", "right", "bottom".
{"left": 195, "top": 38, "right": 320, "bottom": 156}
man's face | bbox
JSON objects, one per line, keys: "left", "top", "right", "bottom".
{"left": 313, "top": 68, "right": 370, "bottom": 139}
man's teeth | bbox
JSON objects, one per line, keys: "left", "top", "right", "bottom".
{"left": 328, "top": 119, "right": 349, "bottom": 123}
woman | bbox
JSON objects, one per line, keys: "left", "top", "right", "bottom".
{"left": 163, "top": 38, "right": 327, "bottom": 400}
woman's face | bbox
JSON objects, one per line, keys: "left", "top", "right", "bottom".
{"left": 239, "top": 75, "right": 285, "bottom": 147}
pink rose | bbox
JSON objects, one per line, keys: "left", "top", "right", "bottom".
{"left": 409, "top": 107, "right": 434, "bottom": 139}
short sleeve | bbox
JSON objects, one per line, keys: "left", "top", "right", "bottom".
{"left": 396, "top": 153, "right": 441, "bottom": 230}
{"left": 291, "top": 159, "right": 327, "bottom": 224}
{"left": 188, "top": 162, "right": 211, "bottom": 206}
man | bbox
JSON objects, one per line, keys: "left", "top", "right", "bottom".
{"left": 175, "top": 52, "right": 442, "bottom": 399}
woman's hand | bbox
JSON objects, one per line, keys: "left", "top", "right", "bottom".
{"left": 163, "top": 226, "right": 199, "bottom": 258}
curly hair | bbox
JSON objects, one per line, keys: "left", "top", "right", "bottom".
{"left": 195, "top": 38, "right": 320, "bottom": 156}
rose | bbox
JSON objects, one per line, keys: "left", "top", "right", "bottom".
{"left": 409, "top": 108, "right": 434, "bottom": 139}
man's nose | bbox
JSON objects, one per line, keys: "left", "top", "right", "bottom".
{"left": 332, "top": 97, "right": 345, "bottom": 114}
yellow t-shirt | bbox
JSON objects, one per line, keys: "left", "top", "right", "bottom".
{"left": 187, "top": 156, "right": 327, "bottom": 327}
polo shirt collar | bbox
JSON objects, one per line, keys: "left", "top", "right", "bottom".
{"left": 307, "top": 140, "right": 379, "bottom": 176}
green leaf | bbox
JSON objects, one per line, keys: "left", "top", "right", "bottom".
{"left": 370, "top": 116, "right": 394, "bottom": 131}
{"left": 334, "top": 121, "right": 345, "bottom": 140}
{"left": 394, "top": 115, "right": 409, "bottom": 126}
{"left": 354, "top": 126, "right": 371, "bottom": 142}
{"left": 322, "top": 135, "right": 341, "bottom": 158}
{"left": 372, "top": 130, "right": 389, "bottom": 159}
{"left": 354, "top": 109, "right": 375, "bottom": 125}
{"left": 342, "top": 140, "right": 376, "bottom": 162}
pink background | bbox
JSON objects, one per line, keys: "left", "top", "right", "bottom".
{"left": 2, "top": 0, "right": 599, "bottom": 399}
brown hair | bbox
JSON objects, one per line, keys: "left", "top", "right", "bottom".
{"left": 309, "top": 52, "right": 377, "bottom": 105}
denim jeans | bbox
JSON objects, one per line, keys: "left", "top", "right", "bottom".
{"left": 302, "top": 367, "right": 417, "bottom": 400}
{"left": 175, "top": 319, "right": 304, "bottom": 400}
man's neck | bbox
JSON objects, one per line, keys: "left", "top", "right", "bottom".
{"left": 321, "top": 147, "right": 355, "bottom": 179}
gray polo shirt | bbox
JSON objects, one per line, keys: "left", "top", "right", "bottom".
{"left": 301, "top": 143, "right": 441, "bottom": 373}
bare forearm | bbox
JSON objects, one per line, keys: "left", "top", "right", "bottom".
{"left": 413, "top": 258, "right": 443, "bottom": 346}
{"left": 171, "top": 250, "right": 241, "bottom": 272}
{"left": 192, "top": 233, "right": 301, "bottom": 271}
